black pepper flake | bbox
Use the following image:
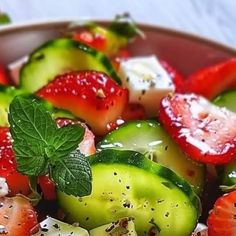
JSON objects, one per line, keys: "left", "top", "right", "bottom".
{"left": 53, "top": 223, "right": 59, "bottom": 229}
{"left": 165, "top": 212, "right": 170, "bottom": 217}
{"left": 149, "top": 80, "right": 156, "bottom": 88}
{"left": 164, "top": 146, "right": 168, "bottom": 151}
{"left": 41, "top": 228, "right": 49, "bottom": 232}
{"left": 85, "top": 217, "right": 89, "bottom": 221}
{"left": 114, "top": 172, "right": 117, "bottom": 176}
{"left": 123, "top": 202, "right": 131, "bottom": 208}
{"left": 126, "top": 186, "right": 130, "bottom": 190}
{"left": 151, "top": 208, "right": 155, "bottom": 211}
{"left": 126, "top": 77, "right": 130, "bottom": 83}
{"left": 157, "top": 199, "right": 164, "bottom": 203}
{"left": 141, "top": 89, "right": 146, "bottom": 95}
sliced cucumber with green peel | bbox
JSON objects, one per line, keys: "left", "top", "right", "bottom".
{"left": 58, "top": 149, "right": 200, "bottom": 236}
{"left": 20, "top": 38, "right": 121, "bottom": 93}
{"left": 98, "top": 120, "right": 205, "bottom": 194}
{"left": 90, "top": 217, "right": 137, "bottom": 236}
{"left": 213, "top": 90, "right": 236, "bottom": 190}
{"left": 0, "top": 86, "right": 24, "bottom": 127}
{"left": 32, "top": 217, "right": 89, "bottom": 236}
{"left": 213, "top": 90, "right": 236, "bottom": 112}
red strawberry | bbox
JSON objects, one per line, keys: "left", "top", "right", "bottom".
{"left": 160, "top": 59, "right": 184, "bottom": 90}
{"left": 0, "top": 196, "right": 38, "bottom": 236}
{"left": 159, "top": 93, "right": 236, "bottom": 164}
{"left": 207, "top": 190, "right": 236, "bottom": 236}
{"left": 37, "top": 71, "right": 129, "bottom": 135}
{"left": 107, "top": 103, "right": 146, "bottom": 132}
{"left": 179, "top": 58, "right": 236, "bottom": 99}
{"left": 0, "top": 128, "right": 30, "bottom": 196}
{"left": 0, "top": 65, "right": 10, "bottom": 85}
{"left": 73, "top": 30, "right": 106, "bottom": 51}
{"left": 38, "top": 175, "right": 56, "bottom": 201}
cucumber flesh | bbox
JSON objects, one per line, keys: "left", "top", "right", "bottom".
{"left": 213, "top": 90, "right": 236, "bottom": 189}
{"left": 213, "top": 90, "right": 236, "bottom": 112}
{"left": 58, "top": 149, "right": 200, "bottom": 236}
{"left": 20, "top": 38, "right": 121, "bottom": 93}
{"left": 98, "top": 120, "right": 204, "bottom": 195}
{"left": 32, "top": 217, "right": 89, "bottom": 236}
{"left": 0, "top": 86, "right": 24, "bottom": 127}
{"left": 90, "top": 217, "right": 137, "bottom": 236}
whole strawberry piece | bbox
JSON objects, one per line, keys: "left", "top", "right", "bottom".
{"left": 37, "top": 71, "right": 128, "bottom": 135}
{"left": 159, "top": 93, "right": 236, "bottom": 165}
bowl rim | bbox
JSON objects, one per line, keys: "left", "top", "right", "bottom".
{"left": 0, "top": 18, "right": 236, "bottom": 55}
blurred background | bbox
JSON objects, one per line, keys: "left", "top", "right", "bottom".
{"left": 1, "top": 0, "right": 236, "bottom": 47}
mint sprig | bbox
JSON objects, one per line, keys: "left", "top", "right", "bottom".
{"left": 8, "top": 96, "right": 92, "bottom": 197}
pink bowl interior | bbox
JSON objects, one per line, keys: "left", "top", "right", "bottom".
{"left": 0, "top": 20, "right": 236, "bottom": 76}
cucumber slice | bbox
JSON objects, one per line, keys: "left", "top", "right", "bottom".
{"left": 98, "top": 120, "right": 204, "bottom": 194}
{"left": 20, "top": 38, "right": 121, "bottom": 93}
{"left": 213, "top": 90, "right": 236, "bottom": 112}
{"left": 0, "top": 86, "right": 24, "bottom": 127}
{"left": 32, "top": 217, "right": 89, "bottom": 236}
{"left": 213, "top": 90, "right": 236, "bottom": 189}
{"left": 90, "top": 217, "right": 137, "bottom": 236}
{"left": 58, "top": 149, "right": 200, "bottom": 236}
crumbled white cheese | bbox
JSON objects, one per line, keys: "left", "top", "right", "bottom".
{"left": 119, "top": 55, "right": 175, "bottom": 116}
{"left": 0, "top": 177, "right": 8, "bottom": 197}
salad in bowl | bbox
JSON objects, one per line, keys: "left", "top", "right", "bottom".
{"left": 0, "top": 14, "right": 236, "bottom": 236}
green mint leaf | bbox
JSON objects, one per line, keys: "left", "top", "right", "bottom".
{"left": 12, "top": 139, "right": 49, "bottom": 175}
{"left": 9, "top": 96, "right": 56, "bottom": 176}
{"left": 108, "top": 13, "right": 145, "bottom": 39}
{"left": 51, "top": 150, "right": 92, "bottom": 197}
{"left": 9, "top": 96, "right": 57, "bottom": 144}
{"left": 0, "top": 12, "right": 11, "bottom": 25}
{"left": 52, "top": 124, "right": 85, "bottom": 161}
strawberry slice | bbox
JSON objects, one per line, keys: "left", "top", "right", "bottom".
{"left": 73, "top": 30, "right": 106, "bottom": 51}
{"left": 107, "top": 103, "right": 147, "bottom": 132}
{"left": 37, "top": 71, "right": 128, "bottom": 135}
{"left": 159, "top": 93, "right": 236, "bottom": 164}
{"left": 207, "top": 190, "right": 236, "bottom": 236}
{"left": 0, "top": 128, "right": 30, "bottom": 196}
{"left": 179, "top": 58, "right": 236, "bottom": 99}
{"left": 0, "top": 196, "right": 38, "bottom": 235}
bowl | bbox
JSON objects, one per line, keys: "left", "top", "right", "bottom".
{"left": 0, "top": 19, "right": 236, "bottom": 77}
{"left": 0, "top": 19, "right": 236, "bottom": 235}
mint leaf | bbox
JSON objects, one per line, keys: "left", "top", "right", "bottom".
{"left": 9, "top": 96, "right": 56, "bottom": 175}
{"left": 0, "top": 12, "right": 11, "bottom": 25}
{"left": 9, "top": 96, "right": 57, "bottom": 144}
{"left": 8, "top": 95, "right": 92, "bottom": 198}
{"left": 51, "top": 150, "right": 92, "bottom": 197}
{"left": 52, "top": 124, "right": 85, "bottom": 161}
{"left": 12, "top": 139, "right": 49, "bottom": 176}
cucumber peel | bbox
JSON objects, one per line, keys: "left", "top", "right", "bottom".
{"left": 58, "top": 149, "right": 200, "bottom": 236}
{"left": 20, "top": 38, "right": 121, "bottom": 93}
